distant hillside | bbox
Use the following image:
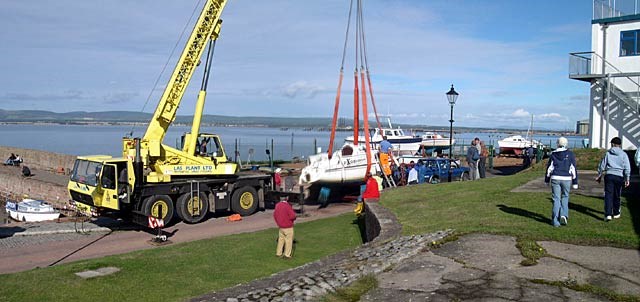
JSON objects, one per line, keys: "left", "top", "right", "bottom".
{"left": 0, "top": 109, "right": 560, "bottom": 133}
{"left": 0, "top": 109, "right": 335, "bottom": 128}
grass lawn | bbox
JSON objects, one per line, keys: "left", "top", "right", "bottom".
{"left": 0, "top": 213, "right": 362, "bottom": 302}
{"left": 382, "top": 160, "right": 640, "bottom": 249}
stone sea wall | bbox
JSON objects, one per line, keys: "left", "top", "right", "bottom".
{"left": 0, "top": 146, "right": 76, "bottom": 173}
{"left": 0, "top": 146, "right": 74, "bottom": 207}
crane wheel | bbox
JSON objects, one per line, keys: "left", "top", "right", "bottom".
{"left": 176, "top": 192, "right": 209, "bottom": 224}
{"left": 142, "top": 195, "right": 174, "bottom": 226}
{"left": 231, "top": 186, "right": 258, "bottom": 216}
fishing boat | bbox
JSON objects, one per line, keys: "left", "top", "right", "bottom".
{"left": 298, "top": 143, "right": 380, "bottom": 185}
{"left": 344, "top": 119, "right": 422, "bottom": 156}
{"left": 5, "top": 198, "right": 60, "bottom": 222}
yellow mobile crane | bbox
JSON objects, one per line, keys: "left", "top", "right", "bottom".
{"left": 68, "top": 0, "right": 274, "bottom": 225}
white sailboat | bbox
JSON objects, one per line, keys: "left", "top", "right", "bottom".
{"left": 498, "top": 115, "right": 545, "bottom": 155}
{"left": 298, "top": 143, "right": 380, "bottom": 185}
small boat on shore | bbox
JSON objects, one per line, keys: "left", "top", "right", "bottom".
{"left": 497, "top": 135, "right": 545, "bottom": 155}
{"left": 417, "top": 132, "right": 454, "bottom": 155}
{"left": 5, "top": 199, "right": 60, "bottom": 222}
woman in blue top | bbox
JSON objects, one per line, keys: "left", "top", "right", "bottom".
{"left": 544, "top": 137, "right": 578, "bottom": 227}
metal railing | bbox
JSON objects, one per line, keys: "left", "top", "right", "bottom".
{"left": 594, "top": 0, "right": 640, "bottom": 20}
{"left": 569, "top": 51, "right": 640, "bottom": 113}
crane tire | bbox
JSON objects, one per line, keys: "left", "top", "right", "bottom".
{"left": 142, "top": 195, "right": 174, "bottom": 226}
{"left": 231, "top": 186, "right": 258, "bottom": 216}
{"left": 176, "top": 192, "right": 209, "bottom": 224}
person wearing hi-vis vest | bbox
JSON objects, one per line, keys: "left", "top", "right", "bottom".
{"left": 379, "top": 136, "right": 393, "bottom": 177}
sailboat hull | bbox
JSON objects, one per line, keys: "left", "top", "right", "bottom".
{"left": 299, "top": 143, "right": 380, "bottom": 185}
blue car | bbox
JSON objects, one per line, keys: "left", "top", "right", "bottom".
{"left": 420, "top": 158, "right": 470, "bottom": 184}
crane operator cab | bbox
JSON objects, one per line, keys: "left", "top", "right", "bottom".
{"left": 182, "top": 133, "right": 227, "bottom": 161}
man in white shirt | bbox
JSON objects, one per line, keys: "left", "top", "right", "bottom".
{"left": 407, "top": 161, "right": 418, "bottom": 185}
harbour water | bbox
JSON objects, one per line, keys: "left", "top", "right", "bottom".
{"left": 0, "top": 124, "right": 585, "bottom": 161}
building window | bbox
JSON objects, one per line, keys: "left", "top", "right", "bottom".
{"left": 620, "top": 30, "right": 640, "bottom": 56}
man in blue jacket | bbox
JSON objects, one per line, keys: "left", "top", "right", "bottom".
{"left": 596, "top": 137, "right": 631, "bottom": 221}
{"left": 545, "top": 137, "right": 578, "bottom": 227}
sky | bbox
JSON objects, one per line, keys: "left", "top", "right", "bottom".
{"left": 0, "top": 0, "right": 593, "bottom": 130}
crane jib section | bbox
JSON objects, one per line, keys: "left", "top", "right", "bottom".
{"left": 144, "top": 0, "right": 227, "bottom": 143}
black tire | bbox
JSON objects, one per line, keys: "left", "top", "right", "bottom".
{"left": 142, "top": 195, "right": 174, "bottom": 226}
{"left": 231, "top": 186, "right": 258, "bottom": 216}
{"left": 460, "top": 172, "right": 470, "bottom": 181}
{"left": 176, "top": 192, "right": 209, "bottom": 224}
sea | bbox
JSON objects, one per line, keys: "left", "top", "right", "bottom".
{"left": 0, "top": 124, "right": 586, "bottom": 162}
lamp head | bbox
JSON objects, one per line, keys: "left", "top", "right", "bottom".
{"left": 446, "top": 84, "right": 459, "bottom": 106}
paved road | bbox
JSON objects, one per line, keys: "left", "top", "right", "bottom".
{"left": 0, "top": 203, "right": 352, "bottom": 274}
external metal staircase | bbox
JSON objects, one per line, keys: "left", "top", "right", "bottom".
{"left": 569, "top": 51, "right": 640, "bottom": 114}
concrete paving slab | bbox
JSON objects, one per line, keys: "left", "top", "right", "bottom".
{"left": 363, "top": 233, "right": 637, "bottom": 301}
{"left": 432, "top": 233, "right": 524, "bottom": 272}
{"left": 75, "top": 266, "right": 120, "bottom": 279}
{"left": 376, "top": 251, "right": 463, "bottom": 292}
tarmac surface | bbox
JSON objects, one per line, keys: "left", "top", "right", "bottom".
{"left": 0, "top": 202, "right": 353, "bottom": 274}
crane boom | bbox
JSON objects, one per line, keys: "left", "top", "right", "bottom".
{"left": 144, "top": 0, "right": 227, "bottom": 155}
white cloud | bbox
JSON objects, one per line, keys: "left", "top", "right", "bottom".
{"left": 281, "top": 81, "right": 325, "bottom": 99}
{"left": 512, "top": 109, "right": 530, "bottom": 118}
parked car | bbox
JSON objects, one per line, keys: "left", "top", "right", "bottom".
{"left": 421, "top": 158, "right": 470, "bottom": 183}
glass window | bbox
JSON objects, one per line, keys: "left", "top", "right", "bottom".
{"left": 70, "top": 160, "right": 102, "bottom": 186}
{"left": 620, "top": 30, "right": 640, "bottom": 56}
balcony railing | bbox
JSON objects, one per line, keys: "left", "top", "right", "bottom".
{"left": 594, "top": 0, "right": 640, "bottom": 20}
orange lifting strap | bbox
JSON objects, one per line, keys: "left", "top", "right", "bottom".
{"left": 327, "top": 0, "right": 378, "bottom": 178}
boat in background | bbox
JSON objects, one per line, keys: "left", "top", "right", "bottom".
{"left": 5, "top": 199, "right": 60, "bottom": 222}
{"left": 417, "top": 131, "right": 454, "bottom": 155}
{"left": 498, "top": 115, "right": 545, "bottom": 156}
{"left": 299, "top": 143, "right": 380, "bottom": 185}
{"left": 497, "top": 135, "right": 545, "bottom": 156}
{"left": 345, "top": 119, "right": 422, "bottom": 156}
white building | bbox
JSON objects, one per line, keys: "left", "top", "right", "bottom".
{"left": 570, "top": 0, "right": 640, "bottom": 150}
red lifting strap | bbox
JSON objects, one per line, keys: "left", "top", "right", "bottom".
{"left": 327, "top": 71, "right": 344, "bottom": 159}
{"left": 353, "top": 71, "right": 359, "bottom": 145}
{"left": 360, "top": 70, "right": 372, "bottom": 176}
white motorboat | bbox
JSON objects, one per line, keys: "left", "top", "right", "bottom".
{"left": 419, "top": 132, "right": 454, "bottom": 147}
{"left": 5, "top": 198, "right": 60, "bottom": 222}
{"left": 299, "top": 143, "right": 380, "bottom": 185}
{"left": 497, "top": 135, "right": 545, "bottom": 155}
{"left": 344, "top": 120, "right": 422, "bottom": 156}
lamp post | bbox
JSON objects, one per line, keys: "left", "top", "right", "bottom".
{"left": 446, "top": 84, "right": 459, "bottom": 182}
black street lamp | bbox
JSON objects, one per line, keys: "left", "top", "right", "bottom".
{"left": 446, "top": 84, "right": 459, "bottom": 182}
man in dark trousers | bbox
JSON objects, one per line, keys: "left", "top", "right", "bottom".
{"left": 274, "top": 197, "right": 297, "bottom": 259}
{"left": 596, "top": 137, "right": 631, "bottom": 221}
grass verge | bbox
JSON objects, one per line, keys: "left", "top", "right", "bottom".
{"left": 320, "top": 274, "right": 378, "bottom": 302}
{"left": 0, "top": 213, "right": 362, "bottom": 302}
{"left": 382, "top": 162, "right": 639, "bottom": 249}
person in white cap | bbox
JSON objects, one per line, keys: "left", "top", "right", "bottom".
{"left": 544, "top": 137, "right": 578, "bottom": 227}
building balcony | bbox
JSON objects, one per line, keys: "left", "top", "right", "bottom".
{"left": 594, "top": 0, "right": 640, "bottom": 23}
